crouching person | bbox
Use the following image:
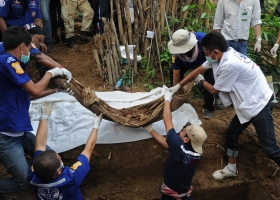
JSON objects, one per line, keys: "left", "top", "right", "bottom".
{"left": 149, "top": 90, "right": 207, "bottom": 200}
{"left": 28, "top": 101, "right": 103, "bottom": 200}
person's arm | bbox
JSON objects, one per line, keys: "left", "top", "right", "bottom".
{"left": 35, "top": 102, "right": 55, "bottom": 151}
{"left": 179, "top": 65, "right": 207, "bottom": 87}
{"left": 173, "top": 69, "right": 180, "bottom": 86}
{"left": 0, "top": 16, "right": 7, "bottom": 33}
{"left": 163, "top": 90, "right": 174, "bottom": 133}
{"left": 144, "top": 125, "right": 169, "bottom": 149}
{"left": 33, "top": 53, "right": 63, "bottom": 69}
{"left": 81, "top": 114, "right": 103, "bottom": 160}
{"left": 253, "top": 24, "right": 262, "bottom": 52}
{"left": 213, "top": 0, "right": 224, "bottom": 31}
{"left": 30, "top": 89, "right": 56, "bottom": 100}
{"left": 271, "top": 29, "right": 280, "bottom": 55}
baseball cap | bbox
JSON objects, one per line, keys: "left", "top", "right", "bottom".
{"left": 168, "top": 29, "right": 198, "bottom": 54}
{"left": 186, "top": 125, "right": 207, "bottom": 153}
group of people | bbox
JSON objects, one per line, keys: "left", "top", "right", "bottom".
{"left": 1, "top": 0, "right": 280, "bottom": 200}
{"left": 0, "top": 0, "right": 96, "bottom": 50}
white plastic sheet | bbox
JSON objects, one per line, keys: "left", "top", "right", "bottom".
{"left": 29, "top": 87, "right": 201, "bottom": 153}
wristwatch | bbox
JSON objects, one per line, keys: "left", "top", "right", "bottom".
{"left": 199, "top": 79, "right": 205, "bottom": 86}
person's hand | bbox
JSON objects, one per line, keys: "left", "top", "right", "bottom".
{"left": 270, "top": 44, "right": 279, "bottom": 56}
{"left": 55, "top": 88, "right": 74, "bottom": 96}
{"left": 194, "top": 74, "right": 205, "bottom": 86}
{"left": 39, "top": 43, "right": 47, "bottom": 53}
{"left": 254, "top": 36, "right": 262, "bottom": 53}
{"left": 47, "top": 67, "right": 64, "bottom": 78}
{"left": 40, "top": 101, "right": 55, "bottom": 120}
{"left": 92, "top": 113, "right": 103, "bottom": 129}
{"left": 144, "top": 124, "right": 153, "bottom": 132}
{"left": 164, "top": 90, "right": 173, "bottom": 102}
{"left": 61, "top": 68, "right": 72, "bottom": 83}
{"left": 169, "top": 84, "right": 181, "bottom": 94}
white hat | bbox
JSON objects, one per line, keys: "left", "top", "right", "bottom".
{"left": 168, "top": 29, "right": 198, "bottom": 54}
{"left": 186, "top": 125, "right": 207, "bottom": 153}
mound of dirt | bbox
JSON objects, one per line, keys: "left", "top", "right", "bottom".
{"left": 2, "top": 40, "right": 280, "bottom": 200}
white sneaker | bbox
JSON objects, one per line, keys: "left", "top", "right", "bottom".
{"left": 213, "top": 165, "right": 238, "bottom": 180}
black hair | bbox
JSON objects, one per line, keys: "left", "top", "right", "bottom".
{"left": 201, "top": 31, "right": 228, "bottom": 52}
{"left": 27, "top": 25, "right": 44, "bottom": 35}
{"left": 33, "top": 150, "right": 60, "bottom": 182}
{"left": 3, "top": 26, "right": 32, "bottom": 51}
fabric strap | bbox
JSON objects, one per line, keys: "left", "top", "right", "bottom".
{"left": 161, "top": 183, "right": 193, "bottom": 199}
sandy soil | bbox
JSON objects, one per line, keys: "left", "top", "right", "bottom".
{"left": 1, "top": 38, "right": 280, "bottom": 200}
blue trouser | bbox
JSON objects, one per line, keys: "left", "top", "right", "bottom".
{"left": 226, "top": 96, "right": 280, "bottom": 166}
{"left": 226, "top": 40, "right": 248, "bottom": 55}
{"left": 40, "top": 0, "right": 52, "bottom": 43}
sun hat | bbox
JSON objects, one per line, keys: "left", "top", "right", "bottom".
{"left": 185, "top": 125, "right": 207, "bottom": 153}
{"left": 168, "top": 29, "right": 198, "bottom": 54}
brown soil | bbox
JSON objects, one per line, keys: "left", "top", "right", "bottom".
{"left": 2, "top": 39, "right": 280, "bottom": 200}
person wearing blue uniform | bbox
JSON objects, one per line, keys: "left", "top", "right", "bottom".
{"left": 144, "top": 90, "right": 207, "bottom": 199}
{"left": 0, "top": 26, "right": 68, "bottom": 194}
{"left": 0, "top": 0, "right": 42, "bottom": 38}
{"left": 168, "top": 29, "right": 222, "bottom": 119}
{"left": 28, "top": 101, "right": 103, "bottom": 200}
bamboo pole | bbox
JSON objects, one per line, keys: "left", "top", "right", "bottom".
{"left": 133, "top": 0, "right": 140, "bottom": 53}
{"left": 137, "top": 0, "right": 145, "bottom": 29}
{"left": 159, "top": 0, "right": 165, "bottom": 31}
{"left": 93, "top": 49, "right": 102, "bottom": 77}
{"left": 115, "top": 0, "right": 124, "bottom": 44}
{"left": 143, "top": 0, "right": 147, "bottom": 10}
{"left": 155, "top": 1, "right": 161, "bottom": 48}
{"left": 106, "top": 51, "right": 114, "bottom": 86}
{"left": 166, "top": 0, "right": 170, "bottom": 16}
{"left": 133, "top": 45, "right": 138, "bottom": 73}
{"left": 109, "top": 21, "right": 122, "bottom": 67}
{"left": 171, "top": 0, "right": 177, "bottom": 32}
{"left": 124, "top": 0, "right": 133, "bottom": 44}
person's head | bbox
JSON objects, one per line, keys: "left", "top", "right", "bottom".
{"left": 201, "top": 31, "right": 228, "bottom": 63}
{"left": 179, "top": 124, "right": 207, "bottom": 153}
{"left": 33, "top": 150, "right": 64, "bottom": 182}
{"left": 168, "top": 29, "right": 198, "bottom": 58}
{"left": 27, "top": 25, "right": 45, "bottom": 48}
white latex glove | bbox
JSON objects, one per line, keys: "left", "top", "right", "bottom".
{"left": 47, "top": 67, "right": 64, "bottom": 78}
{"left": 254, "top": 36, "right": 262, "bottom": 53}
{"left": 55, "top": 88, "right": 74, "bottom": 96}
{"left": 270, "top": 44, "right": 279, "bottom": 56}
{"left": 144, "top": 124, "right": 153, "bottom": 132}
{"left": 92, "top": 113, "right": 103, "bottom": 129}
{"left": 193, "top": 74, "right": 205, "bottom": 86}
{"left": 61, "top": 68, "right": 72, "bottom": 83}
{"left": 164, "top": 90, "right": 173, "bottom": 102}
{"left": 169, "top": 84, "right": 181, "bottom": 94}
{"left": 40, "top": 101, "right": 55, "bottom": 120}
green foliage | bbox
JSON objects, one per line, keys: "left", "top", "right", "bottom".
{"left": 139, "top": 57, "right": 156, "bottom": 90}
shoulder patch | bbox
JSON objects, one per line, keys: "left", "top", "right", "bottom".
{"left": 7, "top": 57, "right": 16, "bottom": 63}
{"left": 0, "top": 0, "right": 5, "bottom": 7}
{"left": 172, "top": 55, "right": 176, "bottom": 63}
{"left": 11, "top": 62, "right": 24, "bottom": 74}
{"left": 70, "top": 161, "right": 82, "bottom": 170}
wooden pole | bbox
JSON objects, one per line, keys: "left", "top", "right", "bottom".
{"left": 159, "top": 0, "right": 165, "bottom": 31}
{"left": 124, "top": 0, "right": 133, "bottom": 44}
{"left": 93, "top": 49, "right": 102, "bottom": 77}
{"left": 115, "top": 0, "right": 124, "bottom": 44}
{"left": 133, "top": 0, "right": 140, "bottom": 53}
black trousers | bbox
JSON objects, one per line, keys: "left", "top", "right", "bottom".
{"left": 50, "top": 0, "right": 65, "bottom": 36}
{"left": 169, "top": 66, "right": 215, "bottom": 111}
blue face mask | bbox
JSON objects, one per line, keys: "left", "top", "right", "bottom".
{"left": 205, "top": 50, "right": 218, "bottom": 64}
{"left": 20, "top": 46, "right": 30, "bottom": 64}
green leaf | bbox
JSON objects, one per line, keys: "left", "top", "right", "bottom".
{"left": 201, "top": 13, "right": 207, "bottom": 19}
{"left": 183, "top": 5, "right": 189, "bottom": 11}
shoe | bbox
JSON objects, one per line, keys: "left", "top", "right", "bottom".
{"left": 51, "top": 34, "right": 60, "bottom": 44}
{"left": 215, "top": 97, "right": 225, "bottom": 110}
{"left": 68, "top": 37, "right": 76, "bottom": 48}
{"left": 45, "top": 42, "right": 53, "bottom": 52}
{"left": 79, "top": 31, "right": 91, "bottom": 44}
{"left": 203, "top": 109, "right": 213, "bottom": 119}
{"left": 213, "top": 165, "right": 238, "bottom": 180}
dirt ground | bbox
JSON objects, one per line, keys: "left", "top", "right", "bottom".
{"left": 2, "top": 38, "right": 280, "bottom": 200}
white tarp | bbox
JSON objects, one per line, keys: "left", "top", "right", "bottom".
{"left": 29, "top": 87, "right": 201, "bottom": 153}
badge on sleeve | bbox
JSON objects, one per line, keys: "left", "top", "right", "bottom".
{"left": 172, "top": 55, "right": 176, "bottom": 63}
{"left": 11, "top": 62, "right": 24, "bottom": 74}
{"left": 0, "top": 0, "right": 5, "bottom": 7}
{"left": 70, "top": 161, "right": 82, "bottom": 170}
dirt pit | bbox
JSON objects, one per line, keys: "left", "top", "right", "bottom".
{"left": 1, "top": 39, "right": 280, "bottom": 200}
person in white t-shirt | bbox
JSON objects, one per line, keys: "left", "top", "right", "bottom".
{"left": 169, "top": 31, "right": 280, "bottom": 180}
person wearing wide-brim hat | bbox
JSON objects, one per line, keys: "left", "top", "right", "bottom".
{"left": 168, "top": 29, "right": 224, "bottom": 119}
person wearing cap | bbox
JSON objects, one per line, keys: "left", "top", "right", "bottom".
{"left": 170, "top": 31, "right": 280, "bottom": 180}
{"left": 0, "top": 25, "right": 72, "bottom": 81}
{"left": 0, "top": 0, "right": 42, "bottom": 38}
{"left": 168, "top": 29, "right": 223, "bottom": 119}
{"left": 213, "top": 0, "right": 262, "bottom": 55}
{"left": 144, "top": 90, "right": 207, "bottom": 199}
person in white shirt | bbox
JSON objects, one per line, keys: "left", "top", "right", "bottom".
{"left": 213, "top": 0, "right": 262, "bottom": 55}
{"left": 169, "top": 31, "right": 280, "bottom": 180}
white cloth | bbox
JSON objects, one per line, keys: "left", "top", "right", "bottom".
{"left": 203, "top": 47, "right": 272, "bottom": 124}
{"left": 213, "top": 0, "right": 261, "bottom": 41}
{"left": 29, "top": 87, "right": 201, "bottom": 153}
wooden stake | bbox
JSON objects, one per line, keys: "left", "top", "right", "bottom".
{"left": 93, "top": 49, "right": 102, "bottom": 77}
{"left": 115, "top": 0, "right": 124, "bottom": 44}
{"left": 159, "top": 0, "right": 165, "bottom": 31}
{"left": 124, "top": 0, "right": 133, "bottom": 44}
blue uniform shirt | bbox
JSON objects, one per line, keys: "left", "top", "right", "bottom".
{"left": 0, "top": 0, "right": 41, "bottom": 27}
{"left": 172, "top": 32, "right": 206, "bottom": 70}
{"left": 164, "top": 128, "right": 200, "bottom": 194}
{"left": 0, "top": 53, "right": 32, "bottom": 132}
{"left": 28, "top": 151, "right": 90, "bottom": 200}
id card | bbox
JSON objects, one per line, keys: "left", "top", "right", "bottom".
{"left": 242, "top": 12, "right": 247, "bottom": 21}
